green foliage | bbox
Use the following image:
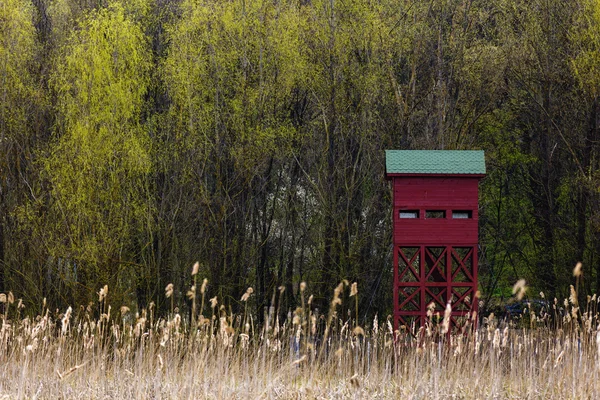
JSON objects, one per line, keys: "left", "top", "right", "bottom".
{"left": 479, "top": 109, "right": 539, "bottom": 302}
{"left": 163, "top": 0, "right": 305, "bottom": 168}
{"left": 42, "top": 1, "right": 152, "bottom": 303}
{"left": 160, "top": 0, "right": 313, "bottom": 302}
{"left": 0, "top": 0, "right": 37, "bottom": 145}
{"left": 571, "top": 0, "right": 600, "bottom": 97}
{"left": 4, "top": 0, "right": 600, "bottom": 316}
{"left": 0, "top": 0, "right": 42, "bottom": 298}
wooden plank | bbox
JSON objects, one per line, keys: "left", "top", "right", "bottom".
{"left": 393, "top": 177, "right": 480, "bottom": 208}
{"left": 393, "top": 220, "right": 478, "bottom": 244}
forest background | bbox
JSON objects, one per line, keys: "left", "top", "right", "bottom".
{"left": 2, "top": 0, "right": 600, "bottom": 321}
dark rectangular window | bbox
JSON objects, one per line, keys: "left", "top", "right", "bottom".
{"left": 426, "top": 210, "right": 445, "bottom": 219}
{"left": 452, "top": 210, "right": 472, "bottom": 219}
{"left": 399, "top": 210, "right": 419, "bottom": 219}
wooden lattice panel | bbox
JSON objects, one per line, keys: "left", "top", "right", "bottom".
{"left": 394, "top": 245, "right": 478, "bottom": 332}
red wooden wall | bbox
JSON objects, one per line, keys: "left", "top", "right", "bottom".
{"left": 391, "top": 175, "right": 482, "bottom": 331}
{"left": 393, "top": 176, "right": 479, "bottom": 245}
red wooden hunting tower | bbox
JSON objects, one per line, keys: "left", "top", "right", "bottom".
{"left": 385, "top": 150, "right": 486, "bottom": 330}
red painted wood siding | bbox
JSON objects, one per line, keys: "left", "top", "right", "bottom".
{"left": 393, "top": 177, "right": 479, "bottom": 245}
{"left": 393, "top": 177, "right": 479, "bottom": 208}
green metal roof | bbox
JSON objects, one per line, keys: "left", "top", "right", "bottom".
{"left": 385, "top": 150, "right": 486, "bottom": 175}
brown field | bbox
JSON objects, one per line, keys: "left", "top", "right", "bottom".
{"left": 0, "top": 283, "right": 598, "bottom": 399}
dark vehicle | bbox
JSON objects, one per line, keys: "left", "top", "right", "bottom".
{"left": 504, "top": 300, "right": 550, "bottom": 321}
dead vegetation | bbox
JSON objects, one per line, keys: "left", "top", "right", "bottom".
{"left": 0, "top": 279, "right": 599, "bottom": 399}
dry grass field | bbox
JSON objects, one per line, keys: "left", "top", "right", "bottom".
{"left": 0, "top": 280, "right": 599, "bottom": 399}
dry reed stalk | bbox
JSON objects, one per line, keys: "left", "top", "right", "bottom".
{"left": 4, "top": 282, "right": 600, "bottom": 398}
{"left": 56, "top": 360, "right": 89, "bottom": 380}
{"left": 321, "top": 281, "right": 346, "bottom": 358}
{"left": 512, "top": 279, "right": 527, "bottom": 301}
{"left": 350, "top": 282, "right": 358, "bottom": 327}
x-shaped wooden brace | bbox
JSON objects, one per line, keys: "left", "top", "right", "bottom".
{"left": 398, "top": 247, "right": 420, "bottom": 282}
{"left": 451, "top": 247, "right": 474, "bottom": 282}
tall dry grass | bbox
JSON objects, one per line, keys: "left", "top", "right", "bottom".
{"left": 0, "top": 279, "right": 599, "bottom": 399}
